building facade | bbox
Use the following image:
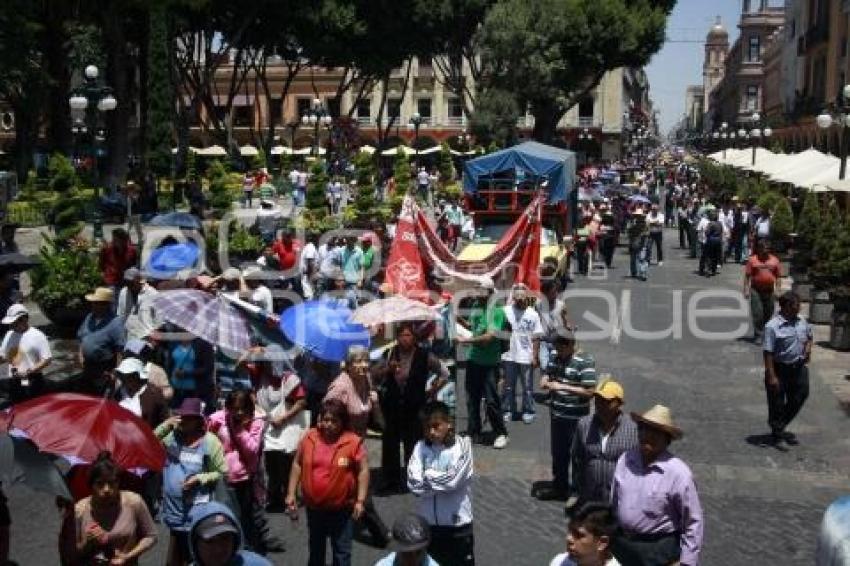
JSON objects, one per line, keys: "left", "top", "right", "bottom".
{"left": 707, "top": 1, "right": 786, "bottom": 132}
{"left": 703, "top": 17, "right": 730, "bottom": 127}
{"left": 685, "top": 85, "right": 705, "bottom": 131}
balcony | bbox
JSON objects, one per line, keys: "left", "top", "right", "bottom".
{"left": 805, "top": 20, "right": 829, "bottom": 49}
{"left": 578, "top": 116, "right": 595, "bottom": 127}
{"left": 445, "top": 116, "right": 466, "bottom": 127}
{"left": 356, "top": 116, "right": 372, "bottom": 126}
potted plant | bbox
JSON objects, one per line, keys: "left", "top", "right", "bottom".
{"left": 809, "top": 200, "right": 842, "bottom": 324}
{"left": 790, "top": 192, "right": 820, "bottom": 300}
{"left": 770, "top": 197, "right": 794, "bottom": 256}
{"left": 826, "top": 213, "right": 850, "bottom": 350}
{"left": 227, "top": 222, "right": 264, "bottom": 265}
{"left": 30, "top": 235, "right": 102, "bottom": 335}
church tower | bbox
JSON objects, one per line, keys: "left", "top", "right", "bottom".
{"left": 703, "top": 16, "right": 729, "bottom": 124}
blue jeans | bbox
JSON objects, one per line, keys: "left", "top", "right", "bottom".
{"left": 307, "top": 508, "right": 353, "bottom": 566}
{"left": 502, "top": 361, "right": 534, "bottom": 416}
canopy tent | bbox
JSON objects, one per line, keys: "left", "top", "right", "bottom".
{"left": 358, "top": 145, "right": 376, "bottom": 154}
{"left": 416, "top": 145, "right": 442, "bottom": 155}
{"left": 812, "top": 179, "right": 850, "bottom": 193}
{"left": 239, "top": 145, "right": 259, "bottom": 157}
{"left": 381, "top": 145, "right": 413, "bottom": 156}
{"left": 450, "top": 148, "right": 479, "bottom": 156}
{"left": 741, "top": 151, "right": 790, "bottom": 174}
{"left": 269, "top": 145, "right": 293, "bottom": 155}
{"left": 768, "top": 150, "right": 838, "bottom": 185}
{"left": 171, "top": 147, "right": 199, "bottom": 155}
{"left": 293, "top": 147, "right": 326, "bottom": 156}
{"left": 726, "top": 148, "right": 776, "bottom": 169}
{"left": 195, "top": 145, "right": 227, "bottom": 157}
{"left": 462, "top": 141, "right": 576, "bottom": 204}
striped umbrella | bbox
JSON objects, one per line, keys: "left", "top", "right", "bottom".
{"left": 350, "top": 296, "right": 439, "bottom": 327}
{"left": 153, "top": 289, "right": 252, "bottom": 351}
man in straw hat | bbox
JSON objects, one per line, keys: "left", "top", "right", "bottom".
{"left": 569, "top": 377, "right": 638, "bottom": 513}
{"left": 610, "top": 404, "right": 703, "bottom": 566}
{"left": 77, "top": 287, "right": 126, "bottom": 396}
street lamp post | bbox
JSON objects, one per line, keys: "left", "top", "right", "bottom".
{"left": 68, "top": 64, "right": 117, "bottom": 240}
{"left": 301, "top": 98, "right": 332, "bottom": 157}
{"left": 749, "top": 112, "right": 772, "bottom": 166}
{"left": 816, "top": 84, "right": 850, "bottom": 179}
{"left": 409, "top": 112, "right": 424, "bottom": 169}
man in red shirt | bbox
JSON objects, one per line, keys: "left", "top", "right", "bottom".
{"left": 743, "top": 239, "right": 781, "bottom": 340}
{"left": 99, "top": 228, "right": 138, "bottom": 290}
{"left": 272, "top": 227, "right": 303, "bottom": 295}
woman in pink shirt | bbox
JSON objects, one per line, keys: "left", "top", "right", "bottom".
{"left": 208, "top": 390, "right": 265, "bottom": 550}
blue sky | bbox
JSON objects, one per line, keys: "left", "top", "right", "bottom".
{"left": 646, "top": 0, "right": 744, "bottom": 134}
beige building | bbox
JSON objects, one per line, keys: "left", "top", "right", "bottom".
{"left": 703, "top": 17, "right": 730, "bottom": 127}
{"left": 685, "top": 85, "right": 705, "bottom": 131}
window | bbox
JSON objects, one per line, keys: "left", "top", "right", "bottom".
{"left": 232, "top": 105, "right": 253, "bottom": 127}
{"left": 578, "top": 96, "right": 594, "bottom": 118}
{"left": 745, "top": 85, "right": 759, "bottom": 111}
{"left": 748, "top": 35, "right": 760, "bottom": 62}
{"left": 417, "top": 98, "right": 432, "bottom": 120}
{"left": 448, "top": 97, "right": 463, "bottom": 118}
{"left": 356, "top": 98, "right": 371, "bottom": 118}
{"left": 327, "top": 97, "right": 340, "bottom": 118}
{"left": 270, "top": 97, "right": 282, "bottom": 126}
{"left": 388, "top": 99, "right": 401, "bottom": 119}
{"left": 296, "top": 98, "right": 312, "bottom": 118}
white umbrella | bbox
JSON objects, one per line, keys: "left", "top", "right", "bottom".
{"left": 416, "top": 145, "right": 442, "bottom": 155}
{"left": 359, "top": 145, "right": 376, "bottom": 154}
{"left": 381, "top": 145, "right": 413, "bottom": 156}
{"left": 196, "top": 145, "right": 227, "bottom": 157}
{"left": 171, "top": 147, "right": 199, "bottom": 155}
{"left": 270, "top": 145, "right": 292, "bottom": 155}
{"left": 294, "top": 147, "right": 326, "bottom": 156}
{"left": 240, "top": 145, "right": 259, "bottom": 157}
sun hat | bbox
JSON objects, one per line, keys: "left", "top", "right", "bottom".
{"left": 194, "top": 512, "right": 240, "bottom": 541}
{"left": 594, "top": 377, "right": 624, "bottom": 402}
{"left": 388, "top": 513, "right": 431, "bottom": 553}
{"left": 1, "top": 304, "right": 28, "bottom": 325}
{"left": 174, "top": 397, "right": 205, "bottom": 418}
{"left": 115, "top": 357, "right": 146, "bottom": 379}
{"left": 631, "top": 404, "right": 683, "bottom": 440}
{"left": 85, "top": 287, "right": 115, "bottom": 303}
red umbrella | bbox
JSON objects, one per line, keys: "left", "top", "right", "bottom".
{"left": 1, "top": 393, "right": 166, "bottom": 472}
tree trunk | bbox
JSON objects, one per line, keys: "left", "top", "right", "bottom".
{"left": 41, "top": 6, "right": 71, "bottom": 156}
{"left": 137, "top": 10, "right": 150, "bottom": 174}
{"left": 101, "top": 1, "right": 131, "bottom": 187}
{"left": 531, "top": 101, "right": 563, "bottom": 145}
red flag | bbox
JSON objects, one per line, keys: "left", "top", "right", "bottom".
{"left": 515, "top": 199, "right": 542, "bottom": 291}
{"left": 385, "top": 215, "right": 427, "bottom": 297}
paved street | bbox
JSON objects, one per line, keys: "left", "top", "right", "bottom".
{"left": 5, "top": 227, "right": 849, "bottom": 565}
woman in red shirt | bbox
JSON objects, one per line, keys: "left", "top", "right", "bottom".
{"left": 286, "top": 399, "right": 368, "bottom": 566}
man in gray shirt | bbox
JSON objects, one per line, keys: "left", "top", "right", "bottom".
{"left": 763, "top": 291, "right": 812, "bottom": 448}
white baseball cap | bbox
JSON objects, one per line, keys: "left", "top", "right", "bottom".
{"left": 2, "top": 304, "right": 28, "bottom": 325}
{"left": 115, "top": 357, "right": 147, "bottom": 379}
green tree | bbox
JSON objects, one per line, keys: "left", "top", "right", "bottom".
{"left": 826, "top": 213, "right": 850, "bottom": 292}
{"left": 437, "top": 142, "right": 455, "bottom": 185}
{"left": 251, "top": 148, "right": 268, "bottom": 172}
{"left": 813, "top": 200, "right": 842, "bottom": 281}
{"left": 771, "top": 197, "right": 793, "bottom": 245}
{"left": 305, "top": 160, "right": 329, "bottom": 225}
{"left": 393, "top": 151, "right": 411, "bottom": 194}
{"left": 348, "top": 152, "right": 382, "bottom": 225}
{"left": 207, "top": 160, "right": 232, "bottom": 218}
{"left": 470, "top": 86, "right": 520, "bottom": 146}
{"left": 146, "top": 2, "right": 173, "bottom": 177}
{"left": 48, "top": 154, "right": 78, "bottom": 192}
{"left": 796, "top": 192, "right": 821, "bottom": 250}
{"left": 185, "top": 149, "right": 198, "bottom": 180}
{"left": 477, "top": 0, "right": 674, "bottom": 142}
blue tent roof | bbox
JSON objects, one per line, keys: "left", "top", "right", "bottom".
{"left": 462, "top": 141, "right": 577, "bottom": 203}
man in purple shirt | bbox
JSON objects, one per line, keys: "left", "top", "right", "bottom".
{"left": 610, "top": 405, "right": 703, "bottom": 566}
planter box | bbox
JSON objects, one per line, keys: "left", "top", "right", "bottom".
{"left": 792, "top": 281, "right": 813, "bottom": 302}
{"left": 809, "top": 290, "right": 834, "bottom": 324}
{"left": 40, "top": 304, "right": 88, "bottom": 337}
{"left": 830, "top": 312, "right": 850, "bottom": 351}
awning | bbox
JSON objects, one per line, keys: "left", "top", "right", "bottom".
{"left": 381, "top": 145, "right": 414, "bottom": 156}
{"left": 239, "top": 145, "right": 259, "bottom": 157}
{"left": 358, "top": 145, "right": 376, "bottom": 154}
{"left": 270, "top": 145, "right": 293, "bottom": 155}
{"left": 293, "top": 147, "right": 326, "bottom": 156}
{"left": 195, "top": 145, "right": 227, "bottom": 157}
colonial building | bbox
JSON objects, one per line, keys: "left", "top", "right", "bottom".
{"left": 685, "top": 85, "right": 705, "bottom": 131}
{"left": 703, "top": 17, "right": 729, "bottom": 128}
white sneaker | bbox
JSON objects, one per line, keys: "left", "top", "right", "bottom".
{"left": 503, "top": 412, "right": 512, "bottom": 423}
{"left": 522, "top": 413, "right": 535, "bottom": 424}
{"left": 493, "top": 435, "right": 509, "bottom": 449}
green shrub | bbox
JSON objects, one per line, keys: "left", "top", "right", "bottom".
{"left": 438, "top": 142, "right": 455, "bottom": 185}
{"left": 393, "top": 151, "right": 411, "bottom": 194}
{"left": 756, "top": 191, "right": 782, "bottom": 214}
{"left": 47, "top": 153, "right": 78, "bottom": 192}
{"left": 771, "top": 198, "right": 793, "bottom": 243}
{"left": 305, "top": 160, "right": 329, "bottom": 222}
{"left": 812, "top": 200, "right": 842, "bottom": 282}
{"left": 795, "top": 192, "right": 821, "bottom": 248}
{"left": 228, "top": 222, "right": 264, "bottom": 257}
{"left": 31, "top": 235, "right": 102, "bottom": 314}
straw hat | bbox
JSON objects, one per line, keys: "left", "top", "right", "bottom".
{"left": 85, "top": 287, "right": 115, "bottom": 303}
{"left": 631, "top": 404, "right": 683, "bottom": 440}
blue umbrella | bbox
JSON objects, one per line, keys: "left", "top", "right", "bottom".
{"left": 628, "top": 194, "right": 651, "bottom": 204}
{"left": 279, "top": 301, "right": 370, "bottom": 362}
{"left": 145, "top": 242, "right": 201, "bottom": 279}
{"left": 148, "top": 212, "right": 203, "bottom": 231}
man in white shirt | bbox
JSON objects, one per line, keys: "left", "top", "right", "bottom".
{"left": 0, "top": 304, "right": 51, "bottom": 401}
{"left": 295, "top": 169, "right": 308, "bottom": 207}
{"left": 646, "top": 204, "right": 665, "bottom": 266}
{"left": 502, "top": 284, "right": 544, "bottom": 424}
{"left": 417, "top": 167, "right": 430, "bottom": 201}
{"left": 254, "top": 199, "right": 283, "bottom": 244}
{"left": 119, "top": 268, "right": 159, "bottom": 342}
{"left": 243, "top": 266, "right": 274, "bottom": 312}
{"left": 299, "top": 233, "right": 319, "bottom": 299}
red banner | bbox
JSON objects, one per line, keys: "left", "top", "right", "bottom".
{"left": 385, "top": 214, "right": 427, "bottom": 297}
